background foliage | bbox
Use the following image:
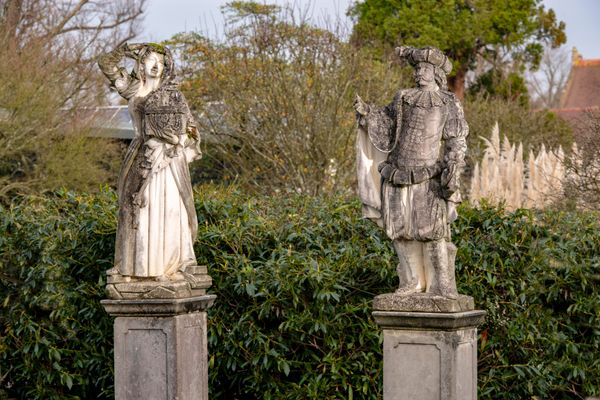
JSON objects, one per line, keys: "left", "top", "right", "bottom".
{"left": 464, "top": 95, "right": 572, "bottom": 168}
{"left": 0, "top": 0, "right": 576, "bottom": 201}
{"left": 170, "top": 2, "right": 411, "bottom": 196}
{"left": 456, "top": 201, "right": 599, "bottom": 398}
{"left": 560, "top": 111, "right": 600, "bottom": 212}
{"left": 348, "top": 0, "right": 566, "bottom": 99}
{"left": 0, "top": 0, "right": 145, "bottom": 199}
{"left": 160, "top": 2, "right": 574, "bottom": 197}
{"left": 1, "top": 187, "right": 598, "bottom": 399}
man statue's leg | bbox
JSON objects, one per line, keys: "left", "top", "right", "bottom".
{"left": 424, "top": 239, "right": 458, "bottom": 299}
{"left": 392, "top": 240, "right": 426, "bottom": 295}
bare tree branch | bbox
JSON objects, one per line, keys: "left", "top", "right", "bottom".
{"left": 44, "top": 0, "right": 89, "bottom": 40}
{"left": 528, "top": 46, "right": 570, "bottom": 109}
{"left": 0, "top": 0, "right": 147, "bottom": 198}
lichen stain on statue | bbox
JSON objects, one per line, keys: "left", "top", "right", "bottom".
{"left": 355, "top": 46, "right": 474, "bottom": 312}
{"left": 98, "top": 43, "right": 211, "bottom": 300}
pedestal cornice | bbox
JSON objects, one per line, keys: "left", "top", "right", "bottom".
{"left": 373, "top": 309, "right": 487, "bottom": 331}
{"left": 101, "top": 294, "right": 216, "bottom": 317}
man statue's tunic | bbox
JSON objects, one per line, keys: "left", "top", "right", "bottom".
{"left": 357, "top": 88, "right": 468, "bottom": 242}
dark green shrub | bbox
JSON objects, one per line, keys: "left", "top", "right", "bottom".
{"left": 456, "top": 203, "right": 599, "bottom": 398}
{"left": 195, "top": 186, "right": 396, "bottom": 399}
{"left": 0, "top": 187, "right": 598, "bottom": 399}
{"left": 0, "top": 190, "right": 117, "bottom": 399}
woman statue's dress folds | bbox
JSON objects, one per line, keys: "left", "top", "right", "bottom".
{"left": 99, "top": 43, "right": 201, "bottom": 280}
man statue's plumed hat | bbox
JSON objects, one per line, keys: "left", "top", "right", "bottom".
{"left": 395, "top": 46, "right": 452, "bottom": 75}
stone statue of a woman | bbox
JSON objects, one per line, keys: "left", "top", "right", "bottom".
{"left": 99, "top": 43, "right": 211, "bottom": 299}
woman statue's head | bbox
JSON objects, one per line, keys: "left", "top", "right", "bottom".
{"left": 143, "top": 52, "right": 164, "bottom": 79}
{"left": 136, "top": 43, "right": 175, "bottom": 83}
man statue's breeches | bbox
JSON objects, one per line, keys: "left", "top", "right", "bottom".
{"left": 381, "top": 177, "right": 449, "bottom": 242}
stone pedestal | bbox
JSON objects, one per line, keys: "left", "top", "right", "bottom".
{"left": 373, "top": 295, "right": 486, "bottom": 400}
{"left": 102, "top": 295, "right": 216, "bottom": 400}
{"left": 106, "top": 265, "right": 212, "bottom": 299}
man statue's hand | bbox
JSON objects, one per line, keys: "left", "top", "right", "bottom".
{"left": 441, "top": 164, "right": 459, "bottom": 198}
{"left": 354, "top": 94, "right": 370, "bottom": 117}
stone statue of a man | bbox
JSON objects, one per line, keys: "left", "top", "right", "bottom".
{"left": 354, "top": 46, "right": 468, "bottom": 300}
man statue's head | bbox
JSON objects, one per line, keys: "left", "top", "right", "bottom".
{"left": 395, "top": 46, "right": 451, "bottom": 90}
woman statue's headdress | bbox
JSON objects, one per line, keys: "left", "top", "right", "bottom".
{"left": 126, "top": 42, "right": 176, "bottom": 83}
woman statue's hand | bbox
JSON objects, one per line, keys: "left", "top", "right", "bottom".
{"left": 186, "top": 124, "right": 199, "bottom": 141}
{"left": 121, "top": 42, "right": 144, "bottom": 59}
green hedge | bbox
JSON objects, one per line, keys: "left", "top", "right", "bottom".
{"left": 0, "top": 191, "right": 116, "bottom": 399}
{"left": 0, "top": 187, "right": 598, "bottom": 399}
{"left": 456, "top": 204, "right": 599, "bottom": 397}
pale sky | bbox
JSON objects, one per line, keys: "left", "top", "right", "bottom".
{"left": 140, "top": 0, "right": 355, "bottom": 40}
{"left": 140, "top": 0, "right": 600, "bottom": 59}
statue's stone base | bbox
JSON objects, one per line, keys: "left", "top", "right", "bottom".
{"left": 373, "top": 301, "right": 486, "bottom": 400}
{"left": 373, "top": 292, "right": 474, "bottom": 313}
{"left": 106, "top": 265, "right": 212, "bottom": 299}
{"left": 101, "top": 295, "right": 216, "bottom": 400}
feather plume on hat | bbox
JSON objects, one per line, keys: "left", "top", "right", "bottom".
{"left": 395, "top": 46, "right": 452, "bottom": 75}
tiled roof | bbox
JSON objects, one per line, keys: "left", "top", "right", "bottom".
{"left": 560, "top": 59, "right": 600, "bottom": 109}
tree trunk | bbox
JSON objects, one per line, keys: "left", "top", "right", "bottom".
{"left": 448, "top": 67, "right": 466, "bottom": 101}
{"left": 1, "top": 0, "right": 23, "bottom": 45}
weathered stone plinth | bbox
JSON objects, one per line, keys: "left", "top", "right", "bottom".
{"left": 106, "top": 265, "right": 213, "bottom": 299}
{"left": 374, "top": 293, "right": 475, "bottom": 313}
{"left": 101, "top": 295, "right": 216, "bottom": 400}
{"left": 373, "top": 294, "right": 485, "bottom": 400}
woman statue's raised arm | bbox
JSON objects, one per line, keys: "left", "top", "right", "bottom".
{"left": 98, "top": 43, "right": 141, "bottom": 99}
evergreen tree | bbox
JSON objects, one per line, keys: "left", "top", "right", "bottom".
{"left": 348, "top": 0, "right": 566, "bottom": 99}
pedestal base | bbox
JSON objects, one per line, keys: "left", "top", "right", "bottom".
{"left": 106, "top": 265, "right": 212, "bottom": 299}
{"left": 102, "top": 295, "right": 216, "bottom": 400}
{"left": 373, "top": 309, "right": 486, "bottom": 400}
{"left": 374, "top": 293, "right": 474, "bottom": 313}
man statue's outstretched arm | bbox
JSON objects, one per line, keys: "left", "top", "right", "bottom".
{"left": 354, "top": 93, "right": 400, "bottom": 153}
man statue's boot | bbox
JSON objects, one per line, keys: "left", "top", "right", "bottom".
{"left": 446, "top": 241, "right": 458, "bottom": 294}
{"left": 424, "top": 239, "right": 458, "bottom": 299}
{"left": 392, "top": 240, "right": 423, "bottom": 295}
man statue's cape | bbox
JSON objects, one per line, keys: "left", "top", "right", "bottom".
{"left": 356, "top": 124, "right": 387, "bottom": 222}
